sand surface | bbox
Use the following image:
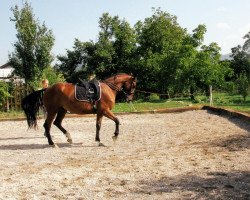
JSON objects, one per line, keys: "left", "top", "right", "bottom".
{"left": 0, "top": 110, "right": 249, "bottom": 199}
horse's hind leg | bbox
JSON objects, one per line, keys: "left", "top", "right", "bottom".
{"left": 103, "top": 109, "right": 120, "bottom": 142}
{"left": 53, "top": 107, "right": 72, "bottom": 143}
{"left": 43, "top": 111, "right": 57, "bottom": 147}
{"left": 96, "top": 113, "right": 104, "bottom": 146}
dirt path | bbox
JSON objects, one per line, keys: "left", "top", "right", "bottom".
{"left": 0, "top": 110, "right": 249, "bottom": 199}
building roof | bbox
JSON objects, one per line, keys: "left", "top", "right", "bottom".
{"left": 0, "top": 63, "right": 12, "bottom": 69}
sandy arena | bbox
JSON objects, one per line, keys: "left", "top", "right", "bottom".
{"left": 0, "top": 110, "right": 249, "bottom": 199}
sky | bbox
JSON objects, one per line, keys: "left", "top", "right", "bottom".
{"left": 1, "top": 0, "right": 250, "bottom": 65}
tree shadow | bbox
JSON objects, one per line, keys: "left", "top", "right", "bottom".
{"left": 211, "top": 134, "right": 250, "bottom": 151}
{"left": 205, "top": 109, "right": 250, "bottom": 133}
{"left": 134, "top": 171, "right": 250, "bottom": 199}
{"left": 205, "top": 109, "right": 250, "bottom": 152}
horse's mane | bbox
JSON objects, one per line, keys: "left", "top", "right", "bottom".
{"left": 103, "top": 73, "right": 132, "bottom": 81}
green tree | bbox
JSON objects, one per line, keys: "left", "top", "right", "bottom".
{"left": 135, "top": 8, "right": 186, "bottom": 94}
{"left": 230, "top": 45, "right": 250, "bottom": 81}
{"left": 56, "top": 13, "right": 137, "bottom": 81}
{"left": 236, "top": 73, "right": 249, "bottom": 101}
{"left": 56, "top": 39, "right": 93, "bottom": 82}
{"left": 9, "top": 1, "right": 55, "bottom": 85}
{"left": 192, "top": 43, "right": 231, "bottom": 95}
{"left": 173, "top": 25, "right": 207, "bottom": 99}
{"left": 41, "top": 67, "right": 65, "bottom": 85}
{"left": 56, "top": 8, "right": 231, "bottom": 101}
{"left": 230, "top": 35, "right": 250, "bottom": 99}
{"left": 243, "top": 30, "right": 250, "bottom": 54}
{"left": 93, "top": 13, "right": 136, "bottom": 78}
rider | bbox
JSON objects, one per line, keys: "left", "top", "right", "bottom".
{"left": 87, "top": 73, "right": 96, "bottom": 81}
{"left": 41, "top": 79, "right": 49, "bottom": 89}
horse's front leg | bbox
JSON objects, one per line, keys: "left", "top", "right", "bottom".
{"left": 103, "top": 109, "right": 120, "bottom": 142}
{"left": 96, "top": 113, "right": 104, "bottom": 146}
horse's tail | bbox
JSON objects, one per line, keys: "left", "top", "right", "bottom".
{"left": 21, "top": 89, "right": 45, "bottom": 129}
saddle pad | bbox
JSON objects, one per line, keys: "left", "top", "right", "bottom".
{"left": 75, "top": 85, "right": 89, "bottom": 101}
{"left": 74, "top": 81, "right": 101, "bottom": 102}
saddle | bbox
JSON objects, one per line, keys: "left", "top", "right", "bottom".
{"left": 75, "top": 78, "right": 101, "bottom": 102}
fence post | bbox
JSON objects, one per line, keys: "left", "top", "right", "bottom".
{"left": 209, "top": 85, "right": 213, "bottom": 106}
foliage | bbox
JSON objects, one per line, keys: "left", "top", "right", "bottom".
{"left": 243, "top": 31, "right": 250, "bottom": 54}
{"left": 9, "top": 1, "right": 55, "bottom": 84}
{"left": 29, "top": 67, "right": 65, "bottom": 89}
{"left": 94, "top": 13, "right": 137, "bottom": 78}
{"left": 56, "top": 8, "right": 231, "bottom": 99}
{"left": 230, "top": 33, "right": 250, "bottom": 99}
{"left": 41, "top": 67, "right": 65, "bottom": 84}
{"left": 56, "top": 39, "right": 93, "bottom": 82}
{"left": 192, "top": 43, "right": 232, "bottom": 90}
{"left": 230, "top": 45, "right": 250, "bottom": 81}
{"left": 134, "top": 9, "right": 230, "bottom": 98}
{"left": 134, "top": 8, "right": 186, "bottom": 93}
{"left": 0, "top": 82, "right": 11, "bottom": 106}
{"left": 56, "top": 13, "right": 137, "bottom": 82}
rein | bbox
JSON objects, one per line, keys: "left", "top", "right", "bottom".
{"left": 102, "top": 81, "right": 121, "bottom": 92}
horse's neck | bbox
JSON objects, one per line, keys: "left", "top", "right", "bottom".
{"left": 105, "top": 76, "right": 127, "bottom": 89}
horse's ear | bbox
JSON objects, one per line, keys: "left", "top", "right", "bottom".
{"left": 129, "top": 73, "right": 136, "bottom": 80}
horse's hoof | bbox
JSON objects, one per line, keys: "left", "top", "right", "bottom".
{"left": 67, "top": 139, "right": 73, "bottom": 144}
{"left": 112, "top": 136, "right": 118, "bottom": 142}
{"left": 98, "top": 142, "right": 106, "bottom": 147}
{"left": 51, "top": 144, "right": 59, "bottom": 148}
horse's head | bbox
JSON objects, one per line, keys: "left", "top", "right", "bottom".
{"left": 122, "top": 75, "right": 137, "bottom": 102}
{"left": 104, "top": 73, "right": 137, "bottom": 101}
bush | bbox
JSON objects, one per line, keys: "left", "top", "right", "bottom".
{"left": 214, "top": 97, "right": 229, "bottom": 105}
{"left": 0, "top": 82, "right": 11, "bottom": 106}
{"left": 31, "top": 67, "right": 66, "bottom": 89}
{"left": 147, "top": 93, "right": 160, "bottom": 101}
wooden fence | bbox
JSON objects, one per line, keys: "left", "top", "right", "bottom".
{"left": 3, "top": 85, "right": 33, "bottom": 111}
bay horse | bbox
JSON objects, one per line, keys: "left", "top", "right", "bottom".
{"left": 22, "top": 73, "right": 136, "bottom": 147}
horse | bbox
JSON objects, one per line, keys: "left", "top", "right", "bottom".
{"left": 21, "top": 73, "right": 137, "bottom": 147}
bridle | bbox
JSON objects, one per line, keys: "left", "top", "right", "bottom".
{"left": 102, "top": 78, "right": 136, "bottom": 99}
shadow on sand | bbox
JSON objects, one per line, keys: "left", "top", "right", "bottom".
{"left": 135, "top": 171, "right": 250, "bottom": 199}
{"left": 211, "top": 134, "right": 250, "bottom": 151}
{"left": 0, "top": 142, "right": 96, "bottom": 150}
{"left": 205, "top": 108, "right": 250, "bottom": 133}
{"left": 0, "top": 136, "right": 45, "bottom": 141}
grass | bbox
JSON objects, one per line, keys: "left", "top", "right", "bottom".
{"left": 113, "top": 99, "right": 194, "bottom": 113}
{"left": 211, "top": 93, "right": 250, "bottom": 114}
{"left": 114, "top": 92, "right": 250, "bottom": 114}
{"left": 0, "top": 92, "right": 249, "bottom": 119}
{"left": 0, "top": 110, "right": 25, "bottom": 119}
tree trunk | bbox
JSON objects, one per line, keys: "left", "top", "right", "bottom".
{"left": 190, "top": 87, "right": 195, "bottom": 100}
